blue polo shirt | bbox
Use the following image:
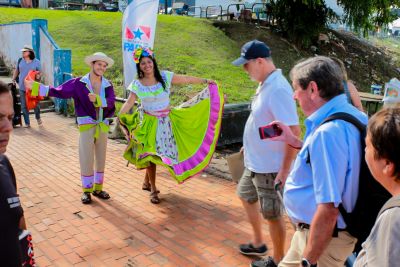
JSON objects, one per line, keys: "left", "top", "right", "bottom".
{"left": 17, "top": 58, "right": 41, "bottom": 92}
{"left": 284, "top": 94, "right": 368, "bottom": 229}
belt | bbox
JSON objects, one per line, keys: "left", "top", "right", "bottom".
{"left": 250, "top": 171, "right": 268, "bottom": 178}
{"left": 296, "top": 223, "right": 346, "bottom": 237}
{"left": 297, "top": 223, "right": 310, "bottom": 230}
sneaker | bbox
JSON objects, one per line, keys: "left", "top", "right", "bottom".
{"left": 251, "top": 256, "right": 277, "bottom": 267}
{"left": 239, "top": 243, "right": 268, "bottom": 256}
{"left": 37, "top": 119, "right": 43, "bottom": 126}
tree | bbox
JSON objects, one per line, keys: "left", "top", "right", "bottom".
{"left": 270, "top": 0, "right": 400, "bottom": 47}
{"left": 271, "top": 0, "right": 333, "bottom": 47}
{"left": 339, "top": 0, "right": 398, "bottom": 35}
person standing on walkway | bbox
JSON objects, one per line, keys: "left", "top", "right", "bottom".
{"left": 354, "top": 105, "right": 400, "bottom": 267}
{"left": 268, "top": 56, "right": 367, "bottom": 267}
{"left": 0, "top": 81, "right": 27, "bottom": 265}
{"left": 331, "top": 57, "right": 364, "bottom": 112}
{"left": 118, "top": 46, "right": 223, "bottom": 204}
{"left": 232, "top": 40, "right": 300, "bottom": 267}
{"left": 12, "top": 45, "right": 42, "bottom": 128}
{"left": 26, "top": 52, "right": 116, "bottom": 204}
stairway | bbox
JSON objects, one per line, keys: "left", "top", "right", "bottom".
{"left": 0, "top": 57, "right": 55, "bottom": 114}
{"left": 0, "top": 60, "right": 9, "bottom": 76}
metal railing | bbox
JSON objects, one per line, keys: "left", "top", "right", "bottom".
{"left": 187, "top": 6, "right": 203, "bottom": 18}
{"left": 205, "top": 5, "right": 222, "bottom": 20}
{"left": 183, "top": 3, "right": 275, "bottom": 25}
{"left": 251, "top": 2, "right": 274, "bottom": 24}
{"left": 62, "top": 72, "right": 73, "bottom": 82}
{"left": 226, "top": 4, "right": 246, "bottom": 20}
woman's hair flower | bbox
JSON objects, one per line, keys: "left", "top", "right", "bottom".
{"left": 133, "top": 47, "right": 154, "bottom": 63}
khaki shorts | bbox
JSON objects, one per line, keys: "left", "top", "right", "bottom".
{"left": 236, "top": 168, "right": 283, "bottom": 220}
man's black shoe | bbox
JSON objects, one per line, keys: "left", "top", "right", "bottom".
{"left": 251, "top": 256, "right": 278, "bottom": 267}
{"left": 239, "top": 243, "right": 268, "bottom": 256}
{"left": 81, "top": 192, "right": 92, "bottom": 204}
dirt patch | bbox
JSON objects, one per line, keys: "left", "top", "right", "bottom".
{"left": 213, "top": 21, "right": 399, "bottom": 92}
{"left": 207, "top": 21, "right": 400, "bottom": 179}
{"left": 204, "top": 143, "right": 242, "bottom": 181}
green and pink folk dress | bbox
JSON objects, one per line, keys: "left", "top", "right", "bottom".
{"left": 119, "top": 71, "right": 224, "bottom": 183}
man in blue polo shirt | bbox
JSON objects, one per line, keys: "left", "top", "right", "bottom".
{"left": 268, "top": 56, "right": 367, "bottom": 267}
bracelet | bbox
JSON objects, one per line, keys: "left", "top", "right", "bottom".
{"left": 288, "top": 143, "right": 302, "bottom": 150}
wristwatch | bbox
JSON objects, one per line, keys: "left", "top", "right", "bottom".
{"left": 301, "top": 258, "right": 317, "bottom": 267}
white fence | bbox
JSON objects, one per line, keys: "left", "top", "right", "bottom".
{"left": 0, "top": 19, "right": 71, "bottom": 87}
{"left": 39, "top": 27, "right": 57, "bottom": 85}
{"left": 0, "top": 22, "right": 32, "bottom": 69}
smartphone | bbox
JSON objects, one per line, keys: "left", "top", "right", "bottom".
{"left": 259, "top": 124, "right": 282, "bottom": 139}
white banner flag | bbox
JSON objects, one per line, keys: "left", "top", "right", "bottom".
{"left": 122, "top": 0, "right": 159, "bottom": 87}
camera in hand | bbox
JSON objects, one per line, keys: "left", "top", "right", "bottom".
{"left": 259, "top": 124, "right": 282, "bottom": 139}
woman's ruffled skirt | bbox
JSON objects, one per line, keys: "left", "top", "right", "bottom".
{"left": 119, "top": 84, "right": 224, "bottom": 183}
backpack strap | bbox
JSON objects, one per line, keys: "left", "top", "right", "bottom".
{"left": 306, "top": 113, "right": 366, "bottom": 165}
{"left": 17, "top": 57, "right": 22, "bottom": 71}
{"left": 321, "top": 112, "right": 367, "bottom": 216}
{"left": 320, "top": 112, "right": 365, "bottom": 133}
{"left": 378, "top": 196, "right": 400, "bottom": 218}
{"left": 306, "top": 112, "right": 366, "bottom": 166}
{"left": 306, "top": 112, "right": 366, "bottom": 234}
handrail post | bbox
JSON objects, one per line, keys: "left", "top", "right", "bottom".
{"left": 54, "top": 49, "right": 72, "bottom": 87}
{"left": 31, "top": 19, "right": 48, "bottom": 60}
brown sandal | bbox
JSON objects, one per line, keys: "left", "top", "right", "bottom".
{"left": 150, "top": 191, "right": 160, "bottom": 204}
{"left": 142, "top": 183, "right": 151, "bottom": 191}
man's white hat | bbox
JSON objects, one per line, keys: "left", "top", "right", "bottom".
{"left": 84, "top": 52, "right": 114, "bottom": 67}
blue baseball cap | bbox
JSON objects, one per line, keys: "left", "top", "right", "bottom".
{"left": 232, "top": 40, "right": 271, "bottom": 66}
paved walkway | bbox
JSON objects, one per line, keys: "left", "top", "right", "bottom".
{"left": 8, "top": 113, "right": 294, "bottom": 266}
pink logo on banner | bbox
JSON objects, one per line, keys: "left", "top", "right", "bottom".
{"left": 124, "top": 25, "right": 151, "bottom": 41}
{"left": 139, "top": 25, "right": 151, "bottom": 41}
{"left": 125, "top": 27, "right": 134, "bottom": 40}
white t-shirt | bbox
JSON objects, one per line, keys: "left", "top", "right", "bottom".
{"left": 243, "top": 69, "right": 299, "bottom": 173}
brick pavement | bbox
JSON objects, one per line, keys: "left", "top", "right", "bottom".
{"left": 7, "top": 113, "right": 294, "bottom": 267}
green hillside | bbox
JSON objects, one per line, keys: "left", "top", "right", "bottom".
{"left": 0, "top": 8, "right": 258, "bottom": 104}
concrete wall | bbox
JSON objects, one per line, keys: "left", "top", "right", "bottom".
{"left": 0, "top": 19, "right": 71, "bottom": 86}
{"left": 0, "top": 22, "right": 32, "bottom": 69}
{"left": 40, "top": 28, "right": 56, "bottom": 85}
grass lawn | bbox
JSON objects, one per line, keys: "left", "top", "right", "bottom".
{"left": 369, "top": 36, "right": 400, "bottom": 68}
{"left": 0, "top": 8, "right": 258, "bottom": 104}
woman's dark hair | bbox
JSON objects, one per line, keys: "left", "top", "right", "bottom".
{"left": 368, "top": 105, "right": 400, "bottom": 179}
{"left": 28, "top": 51, "right": 35, "bottom": 60}
{"left": 136, "top": 55, "right": 166, "bottom": 89}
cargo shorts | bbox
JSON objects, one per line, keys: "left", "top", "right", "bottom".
{"left": 236, "top": 168, "right": 283, "bottom": 220}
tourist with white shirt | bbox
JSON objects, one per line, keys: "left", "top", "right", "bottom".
{"left": 232, "top": 40, "right": 300, "bottom": 267}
